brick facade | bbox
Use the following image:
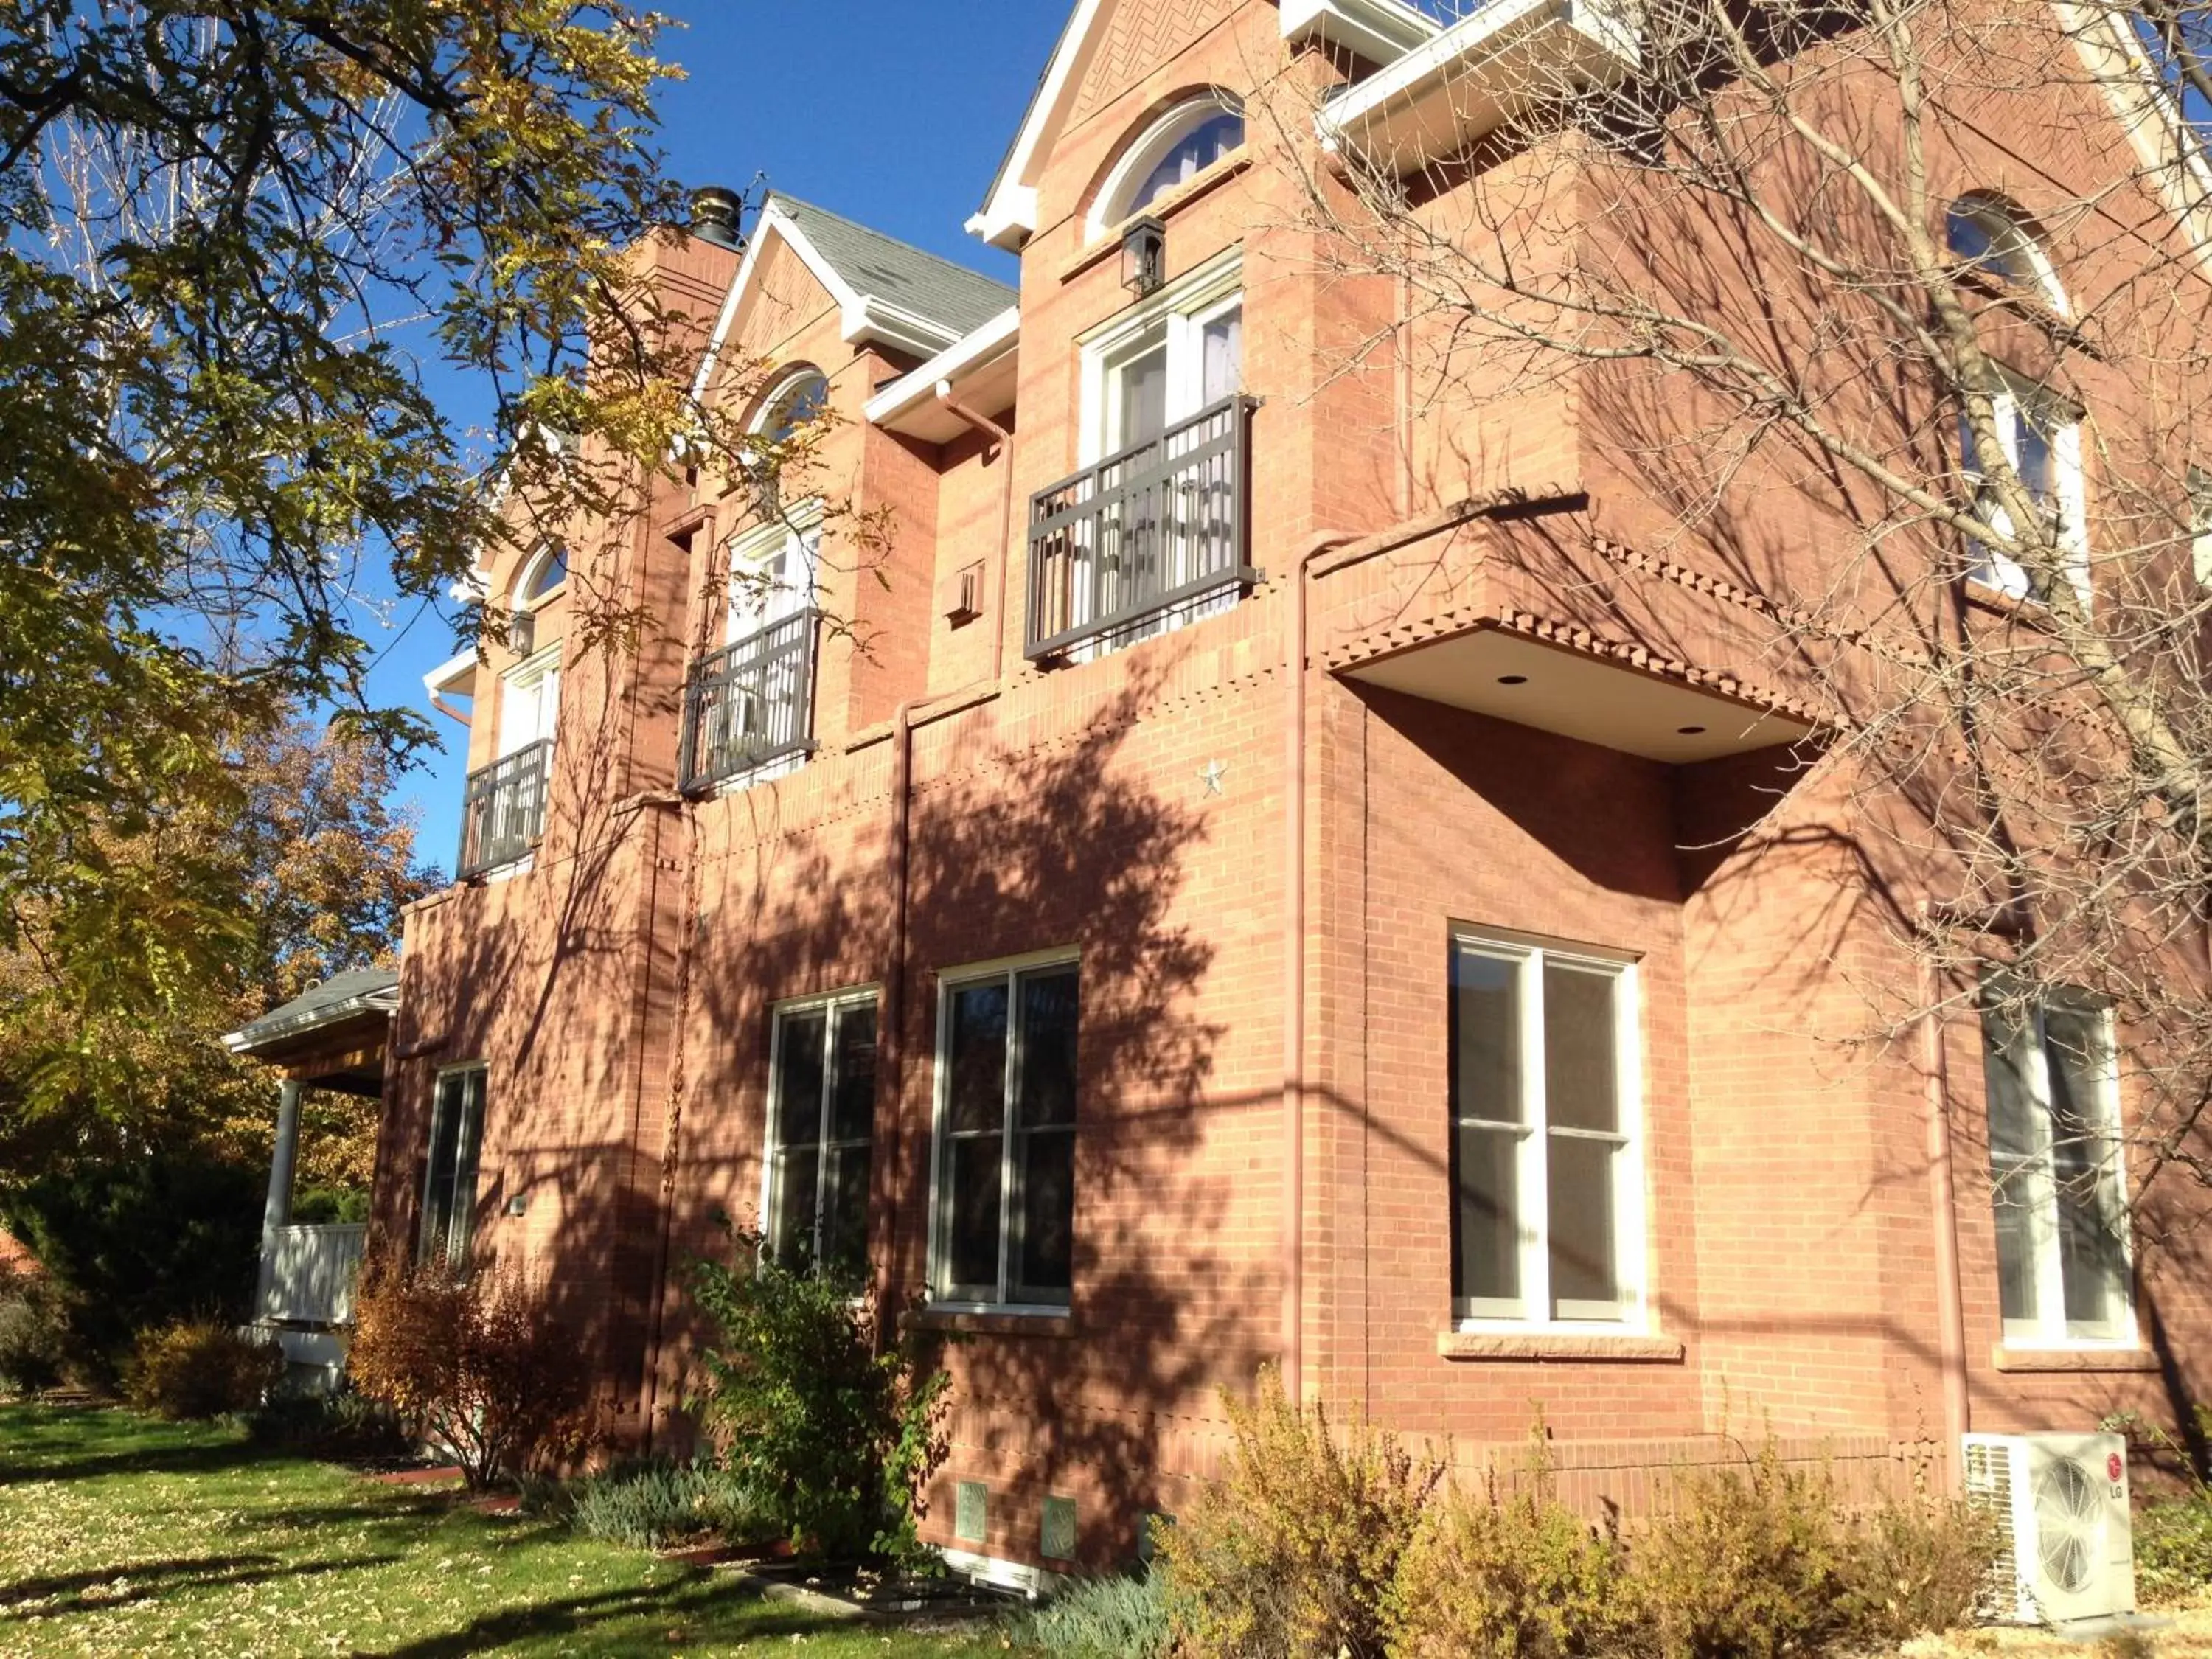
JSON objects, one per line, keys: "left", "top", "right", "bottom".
{"left": 376, "top": 0, "right": 2212, "bottom": 1573}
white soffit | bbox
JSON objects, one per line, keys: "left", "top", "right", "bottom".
{"left": 1316, "top": 0, "right": 1640, "bottom": 170}
{"left": 967, "top": 0, "right": 1109, "bottom": 251}
{"left": 866, "top": 307, "right": 1023, "bottom": 442}
{"left": 424, "top": 650, "right": 479, "bottom": 700}
{"left": 1345, "top": 628, "right": 1812, "bottom": 765}
{"left": 1281, "top": 0, "right": 1440, "bottom": 66}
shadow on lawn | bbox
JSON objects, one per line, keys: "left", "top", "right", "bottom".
{"left": 0, "top": 1551, "right": 403, "bottom": 1620}
{"left": 0, "top": 1430, "right": 273, "bottom": 1487}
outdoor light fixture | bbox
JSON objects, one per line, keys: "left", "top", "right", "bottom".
{"left": 509, "top": 607, "right": 537, "bottom": 658}
{"left": 1121, "top": 215, "right": 1166, "bottom": 296}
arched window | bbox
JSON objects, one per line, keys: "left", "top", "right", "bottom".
{"left": 512, "top": 544, "right": 567, "bottom": 610}
{"left": 1946, "top": 196, "right": 2067, "bottom": 316}
{"left": 754, "top": 368, "right": 830, "bottom": 442}
{"left": 1089, "top": 94, "right": 1245, "bottom": 239}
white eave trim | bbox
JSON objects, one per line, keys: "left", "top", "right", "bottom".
{"left": 424, "top": 650, "right": 479, "bottom": 698}
{"left": 221, "top": 987, "right": 402, "bottom": 1054}
{"left": 842, "top": 295, "right": 965, "bottom": 358}
{"left": 967, "top": 0, "right": 1107, "bottom": 251}
{"left": 1281, "top": 0, "right": 1440, "bottom": 65}
{"left": 1316, "top": 0, "right": 1640, "bottom": 164}
{"left": 865, "top": 307, "right": 1022, "bottom": 428}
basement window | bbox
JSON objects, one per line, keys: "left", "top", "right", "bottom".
{"left": 1450, "top": 930, "right": 1646, "bottom": 1330}
{"left": 764, "top": 991, "right": 880, "bottom": 1279}
{"left": 928, "top": 956, "right": 1080, "bottom": 1310}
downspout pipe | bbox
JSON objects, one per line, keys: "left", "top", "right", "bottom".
{"left": 1919, "top": 932, "right": 1972, "bottom": 1489}
{"left": 933, "top": 383, "right": 1017, "bottom": 684}
{"left": 1282, "top": 532, "right": 1354, "bottom": 1404}
{"left": 874, "top": 698, "right": 918, "bottom": 1334}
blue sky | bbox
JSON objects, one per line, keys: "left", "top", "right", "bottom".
{"left": 363, "top": 4, "right": 1065, "bottom": 875}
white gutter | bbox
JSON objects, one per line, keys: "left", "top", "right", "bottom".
{"left": 864, "top": 307, "right": 1022, "bottom": 428}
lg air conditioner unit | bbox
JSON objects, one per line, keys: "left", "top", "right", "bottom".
{"left": 1962, "top": 1432, "right": 2135, "bottom": 1624}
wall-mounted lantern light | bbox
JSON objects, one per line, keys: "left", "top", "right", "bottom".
{"left": 508, "top": 607, "right": 537, "bottom": 658}
{"left": 1121, "top": 215, "right": 1166, "bottom": 297}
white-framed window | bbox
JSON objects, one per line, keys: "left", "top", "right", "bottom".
{"left": 1946, "top": 195, "right": 2070, "bottom": 318}
{"left": 1087, "top": 93, "right": 1245, "bottom": 240}
{"left": 512, "top": 543, "right": 568, "bottom": 610}
{"left": 420, "top": 1064, "right": 487, "bottom": 1270}
{"left": 928, "top": 953, "right": 1080, "bottom": 1311}
{"left": 763, "top": 990, "right": 879, "bottom": 1280}
{"left": 1448, "top": 929, "right": 1645, "bottom": 1329}
{"left": 1980, "top": 981, "right": 2133, "bottom": 1347}
{"left": 754, "top": 366, "right": 829, "bottom": 442}
{"left": 2188, "top": 465, "right": 2212, "bottom": 587}
{"left": 1958, "top": 369, "right": 2088, "bottom": 605}
{"left": 1079, "top": 247, "right": 1245, "bottom": 465}
{"left": 727, "top": 501, "right": 821, "bottom": 646}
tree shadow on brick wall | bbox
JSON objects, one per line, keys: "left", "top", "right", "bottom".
{"left": 653, "top": 666, "right": 1270, "bottom": 1557}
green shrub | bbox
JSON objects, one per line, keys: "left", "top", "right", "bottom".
{"left": 686, "top": 1223, "right": 950, "bottom": 1566}
{"left": 246, "top": 1386, "right": 408, "bottom": 1461}
{"left": 1155, "top": 1366, "right": 1440, "bottom": 1659}
{"left": 0, "top": 1155, "right": 262, "bottom": 1374}
{"left": 1009, "top": 1569, "right": 1170, "bottom": 1658}
{"left": 347, "top": 1257, "right": 594, "bottom": 1491}
{"left": 2135, "top": 1500, "right": 2212, "bottom": 1607}
{"left": 0, "top": 1268, "right": 69, "bottom": 1394}
{"left": 563, "top": 1459, "right": 772, "bottom": 1551}
{"left": 289, "top": 1186, "right": 369, "bottom": 1225}
{"left": 1385, "top": 1439, "right": 1631, "bottom": 1659}
{"left": 123, "top": 1318, "right": 284, "bottom": 1419}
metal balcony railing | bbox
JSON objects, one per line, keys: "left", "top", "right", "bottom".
{"left": 1026, "top": 394, "right": 1260, "bottom": 660}
{"left": 457, "top": 739, "right": 552, "bottom": 880}
{"left": 258, "top": 1224, "right": 368, "bottom": 1325}
{"left": 681, "top": 608, "right": 821, "bottom": 791}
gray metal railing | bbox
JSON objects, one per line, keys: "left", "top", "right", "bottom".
{"left": 457, "top": 740, "right": 552, "bottom": 879}
{"left": 1026, "top": 394, "right": 1259, "bottom": 660}
{"left": 681, "top": 608, "right": 821, "bottom": 791}
{"left": 259, "top": 1223, "right": 367, "bottom": 1325}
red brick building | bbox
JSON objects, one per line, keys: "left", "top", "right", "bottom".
{"left": 365, "top": 0, "right": 2212, "bottom": 1583}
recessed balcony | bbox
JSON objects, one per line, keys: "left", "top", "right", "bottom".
{"left": 1026, "top": 394, "right": 1260, "bottom": 660}
{"left": 457, "top": 740, "right": 552, "bottom": 880}
{"left": 681, "top": 608, "right": 822, "bottom": 791}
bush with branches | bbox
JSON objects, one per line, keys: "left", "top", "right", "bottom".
{"left": 686, "top": 1223, "right": 950, "bottom": 1567}
{"left": 123, "top": 1318, "right": 283, "bottom": 1419}
{"left": 347, "top": 1257, "right": 591, "bottom": 1490}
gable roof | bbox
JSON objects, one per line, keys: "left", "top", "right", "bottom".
{"left": 693, "top": 193, "right": 1016, "bottom": 399}
{"left": 223, "top": 969, "right": 400, "bottom": 1054}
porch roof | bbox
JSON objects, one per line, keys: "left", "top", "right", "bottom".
{"left": 222, "top": 969, "right": 398, "bottom": 1096}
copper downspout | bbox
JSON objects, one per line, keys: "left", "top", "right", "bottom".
{"left": 1921, "top": 941, "right": 1972, "bottom": 1488}
{"left": 933, "top": 383, "right": 1016, "bottom": 684}
{"left": 874, "top": 698, "right": 917, "bottom": 1330}
{"left": 1282, "top": 532, "right": 1354, "bottom": 1403}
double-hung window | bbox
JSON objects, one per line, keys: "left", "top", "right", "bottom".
{"left": 930, "top": 958, "right": 1080, "bottom": 1310}
{"left": 764, "top": 992, "right": 878, "bottom": 1279}
{"left": 420, "top": 1065, "right": 487, "bottom": 1270}
{"left": 1958, "top": 370, "right": 2087, "bottom": 604}
{"left": 1449, "top": 931, "right": 1644, "bottom": 1328}
{"left": 1981, "top": 983, "right": 2132, "bottom": 1346}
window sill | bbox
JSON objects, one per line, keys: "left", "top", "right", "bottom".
{"left": 1439, "top": 1332, "right": 1683, "bottom": 1363}
{"left": 913, "top": 1307, "right": 1074, "bottom": 1338}
{"left": 1991, "top": 1344, "right": 2159, "bottom": 1374}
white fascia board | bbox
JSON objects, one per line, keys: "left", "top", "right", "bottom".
{"left": 1316, "top": 0, "right": 1639, "bottom": 164}
{"left": 689, "top": 204, "right": 863, "bottom": 403}
{"left": 1281, "top": 0, "right": 1440, "bottom": 65}
{"left": 965, "top": 187, "right": 1040, "bottom": 252}
{"left": 2056, "top": 0, "right": 2212, "bottom": 279}
{"left": 424, "top": 650, "right": 479, "bottom": 698}
{"left": 967, "top": 0, "right": 1106, "bottom": 250}
{"left": 865, "top": 306, "right": 1022, "bottom": 428}
{"left": 840, "top": 296, "right": 965, "bottom": 358}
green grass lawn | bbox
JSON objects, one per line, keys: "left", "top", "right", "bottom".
{"left": 0, "top": 1404, "right": 1009, "bottom": 1658}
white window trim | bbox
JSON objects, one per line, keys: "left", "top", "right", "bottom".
{"left": 510, "top": 543, "right": 567, "bottom": 611}
{"left": 498, "top": 639, "right": 563, "bottom": 759}
{"left": 1983, "top": 986, "right": 2136, "bottom": 1350}
{"left": 759, "top": 987, "right": 880, "bottom": 1275}
{"left": 1961, "top": 369, "right": 2090, "bottom": 607}
{"left": 925, "top": 947, "right": 1082, "bottom": 1315}
{"left": 1077, "top": 245, "right": 1243, "bottom": 465}
{"left": 1085, "top": 92, "right": 1246, "bottom": 245}
{"left": 1450, "top": 928, "right": 1649, "bottom": 1336}
{"left": 420, "top": 1062, "right": 488, "bottom": 1270}
{"left": 726, "top": 499, "right": 824, "bottom": 644}
{"left": 751, "top": 365, "right": 830, "bottom": 438}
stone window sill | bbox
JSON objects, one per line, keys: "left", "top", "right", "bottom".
{"left": 912, "top": 1308, "right": 1075, "bottom": 1338}
{"left": 1991, "top": 1344, "right": 2159, "bottom": 1374}
{"left": 1439, "top": 1332, "right": 1684, "bottom": 1363}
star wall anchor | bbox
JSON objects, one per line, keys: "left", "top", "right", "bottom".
{"left": 1200, "top": 759, "right": 1229, "bottom": 797}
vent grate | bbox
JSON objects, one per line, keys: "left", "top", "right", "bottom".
{"left": 1964, "top": 1440, "right": 2020, "bottom": 1614}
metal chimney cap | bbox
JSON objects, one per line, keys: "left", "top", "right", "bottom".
{"left": 689, "top": 186, "right": 744, "bottom": 250}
